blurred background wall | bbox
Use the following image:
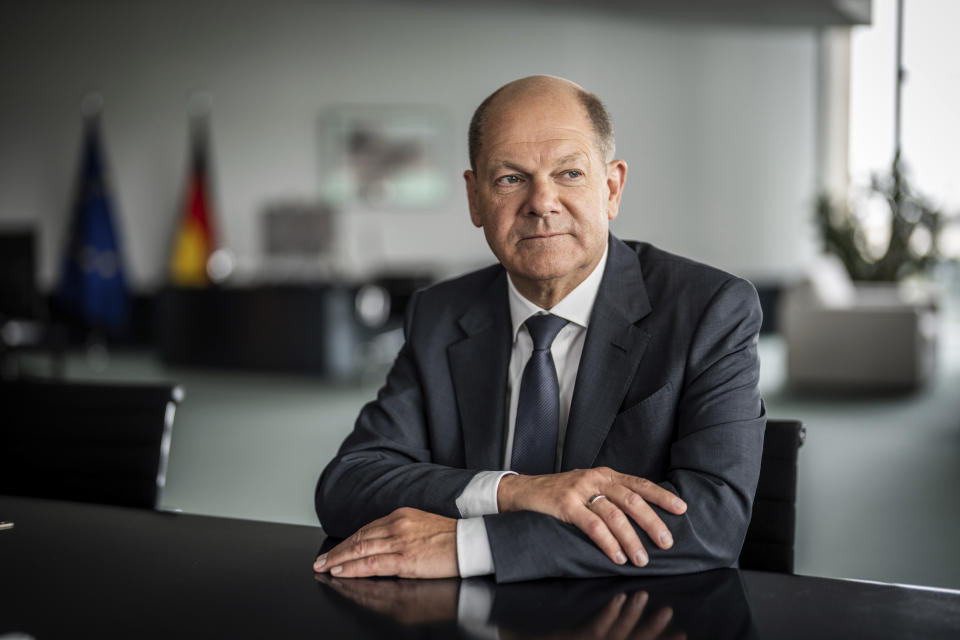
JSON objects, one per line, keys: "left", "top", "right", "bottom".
{"left": 0, "top": 0, "right": 821, "bottom": 289}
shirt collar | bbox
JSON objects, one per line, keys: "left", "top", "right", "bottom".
{"left": 506, "top": 241, "right": 609, "bottom": 341}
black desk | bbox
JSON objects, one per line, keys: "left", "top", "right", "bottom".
{"left": 1, "top": 496, "right": 958, "bottom": 639}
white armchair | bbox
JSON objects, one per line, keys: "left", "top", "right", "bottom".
{"left": 779, "top": 257, "right": 938, "bottom": 391}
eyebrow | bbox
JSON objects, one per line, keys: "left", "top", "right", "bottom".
{"left": 489, "top": 153, "right": 589, "bottom": 174}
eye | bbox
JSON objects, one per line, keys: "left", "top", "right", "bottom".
{"left": 562, "top": 170, "right": 583, "bottom": 179}
{"left": 496, "top": 175, "right": 522, "bottom": 186}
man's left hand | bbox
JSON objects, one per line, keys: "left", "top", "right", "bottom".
{"left": 313, "top": 507, "right": 458, "bottom": 579}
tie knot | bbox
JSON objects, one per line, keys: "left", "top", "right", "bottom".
{"left": 524, "top": 314, "right": 568, "bottom": 351}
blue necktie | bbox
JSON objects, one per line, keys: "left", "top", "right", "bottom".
{"left": 511, "top": 314, "right": 569, "bottom": 475}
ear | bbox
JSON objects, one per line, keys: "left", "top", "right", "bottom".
{"left": 464, "top": 170, "right": 483, "bottom": 227}
{"left": 604, "top": 160, "right": 627, "bottom": 221}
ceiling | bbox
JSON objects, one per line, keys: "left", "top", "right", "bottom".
{"left": 415, "top": 0, "right": 872, "bottom": 26}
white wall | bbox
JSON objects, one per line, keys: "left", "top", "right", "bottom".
{"left": 0, "top": 0, "right": 821, "bottom": 290}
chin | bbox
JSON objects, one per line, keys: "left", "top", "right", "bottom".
{"left": 512, "top": 255, "right": 582, "bottom": 282}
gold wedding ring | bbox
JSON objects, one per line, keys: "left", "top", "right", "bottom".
{"left": 588, "top": 494, "right": 607, "bottom": 506}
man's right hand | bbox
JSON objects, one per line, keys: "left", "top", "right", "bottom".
{"left": 497, "top": 468, "right": 687, "bottom": 567}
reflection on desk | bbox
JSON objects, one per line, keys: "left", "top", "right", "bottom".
{"left": 318, "top": 569, "right": 752, "bottom": 639}
{"left": 1, "top": 496, "right": 959, "bottom": 639}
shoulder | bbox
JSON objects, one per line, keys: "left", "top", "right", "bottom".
{"left": 402, "top": 263, "right": 505, "bottom": 335}
{"left": 610, "top": 239, "right": 760, "bottom": 333}
{"left": 413, "top": 263, "right": 503, "bottom": 310}
{"left": 621, "top": 239, "right": 758, "bottom": 304}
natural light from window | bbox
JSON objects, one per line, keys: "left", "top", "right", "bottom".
{"left": 849, "top": 0, "right": 960, "bottom": 258}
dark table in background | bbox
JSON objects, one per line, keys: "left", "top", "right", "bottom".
{"left": 1, "top": 496, "right": 958, "bottom": 639}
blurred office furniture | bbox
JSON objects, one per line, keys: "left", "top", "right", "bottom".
{"left": 0, "top": 379, "right": 183, "bottom": 509}
{"left": 156, "top": 276, "right": 430, "bottom": 379}
{"left": 157, "top": 285, "right": 359, "bottom": 379}
{"left": 780, "top": 256, "right": 938, "bottom": 391}
{"left": 753, "top": 281, "right": 782, "bottom": 334}
{"left": 740, "top": 418, "right": 805, "bottom": 573}
{"left": 0, "top": 230, "right": 66, "bottom": 379}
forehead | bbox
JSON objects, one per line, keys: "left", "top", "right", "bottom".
{"left": 487, "top": 136, "right": 592, "bottom": 170}
{"left": 480, "top": 91, "right": 599, "bottom": 165}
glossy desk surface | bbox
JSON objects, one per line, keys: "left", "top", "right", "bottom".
{"left": 1, "top": 495, "right": 958, "bottom": 639}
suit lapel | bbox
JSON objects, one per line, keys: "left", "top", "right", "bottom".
{"left": 448, "top": 270, "right": 512, "bottom": 470}
{"left": 562, "top": 237, "right": 652, "bottom": 471}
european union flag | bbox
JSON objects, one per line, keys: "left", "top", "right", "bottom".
{"left": 56, "top": 115, "right": 130, "bottom": 334}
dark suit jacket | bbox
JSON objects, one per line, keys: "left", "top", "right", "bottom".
{"left": 316, "top": 235, "right": 766, "bottom": 583}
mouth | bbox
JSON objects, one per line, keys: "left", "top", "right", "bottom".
{"left": 519, "top": 232, "right": 568, "bottom": 242}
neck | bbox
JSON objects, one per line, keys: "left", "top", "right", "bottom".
{"left": 510, "top": 277, "right": 577, "bottom": 310}
{"left": 509, "top": 252, "right": 605, "bottom": 310}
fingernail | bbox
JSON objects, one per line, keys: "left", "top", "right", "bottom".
{"left": 615, "top": 551, "right": 627, "bottom": 564}
{"left": 330, "top": 565, "right": 342, "bottom": 576}
{"left": 635, "top": 549, "right": 648, "bottom": 566}
{"left": 314, "top": 555, "right": 327, "bottom": 571}
{"left": 674, "top": 499, "right": 686, "bottom": 512}
{"left": 660, "top": 532, "right": 673, "bottom": 548}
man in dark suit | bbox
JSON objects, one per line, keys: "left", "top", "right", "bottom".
{"left": 314, "top": 75, "right": 765, "bottom": 582}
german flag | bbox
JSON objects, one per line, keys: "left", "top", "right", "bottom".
{"left": 169, "top": 117, "right": 216, "bottom": 286}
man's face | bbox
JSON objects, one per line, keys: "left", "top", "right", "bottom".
{"left": 464, "top": 87, "right": 626, "bottom": 300}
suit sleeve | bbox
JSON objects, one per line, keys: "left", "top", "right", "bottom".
{"left": 483, "top": 277, "right": 766, "bottom": 582}
{"left": 314, "top": 291, "right": 480, "bottom": 537}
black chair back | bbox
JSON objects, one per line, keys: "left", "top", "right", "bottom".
{"left": 739, "top": 418, "right": 805, "bottom": 573}
{"left": 0, "top": 380, "right": 182, "bottom": 509}
{"left": 0, "top": 230, "right": 40, "bottom": 319}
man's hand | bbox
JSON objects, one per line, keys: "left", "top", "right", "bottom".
{"left": 313, "top": 507, "right": 458, "bottom": 579}
{"left": 497, "top": 468, "right": 687, "bottom": 567}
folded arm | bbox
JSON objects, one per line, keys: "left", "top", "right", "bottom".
{"left": 315, "top": 291, "right": 481, "bottom": 538}
{"left": 484, "top": 277, "right": 766, "bottom": 581}
{"left": 316, "top": 277, "right": 765, "bottom": 582}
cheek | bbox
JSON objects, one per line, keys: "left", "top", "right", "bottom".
{"left": 480, "top": 198, "right": 516, "bottom": 233}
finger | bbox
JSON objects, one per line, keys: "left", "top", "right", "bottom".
{"left": 329, "top": 552, "right": 403, "bottom": 578}
{"left": 590, "top": 496, "right": 648, "bottom": 566}
{"left": 621, "top": 475, "right": 686, "bottom": 515}
{"left": 319, "top": 534, "right": 399, "bottom": 572}
{"left": 315, "top": 517, "right": 397, "bottom": 571}
{"left": 607, "top": 590, "right": 648, "bottom": 640}
{"left": 571, "top": 508, "right": 628, "bottom": 566}
{"left": 315, "top": 537, "right": 355, "bottom": 571}
{"left": 607, "top": 485, "right": 674, "bottom": 551}
{"left": 629, "top": 606, "right": 673, "bottom": 640}
{"left": 586, "top": 592, "right": 627, "bottom": 638}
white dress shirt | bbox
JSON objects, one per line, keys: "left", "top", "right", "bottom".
{"left": 455, "top": 243, "right": 609, "bottom": 577}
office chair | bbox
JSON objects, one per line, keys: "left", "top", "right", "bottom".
{"left": 0, "top": 229, "right": 66, "bottom": 379}
{"left": 0, "top": 379, "right": 183, "bottom": 509}
{"left": 739, "top": 418, "right": 805, "bottom": 573}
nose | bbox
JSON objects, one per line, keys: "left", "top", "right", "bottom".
{"left": 526, "top": 176, "right": 561, "bottom": 218}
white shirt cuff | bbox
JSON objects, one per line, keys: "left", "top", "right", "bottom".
{"left": 455, "top": 470, "right": 517, "bottom": 518}
{"left": 457, "top": 517, "right": 495, "bottom": 578}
